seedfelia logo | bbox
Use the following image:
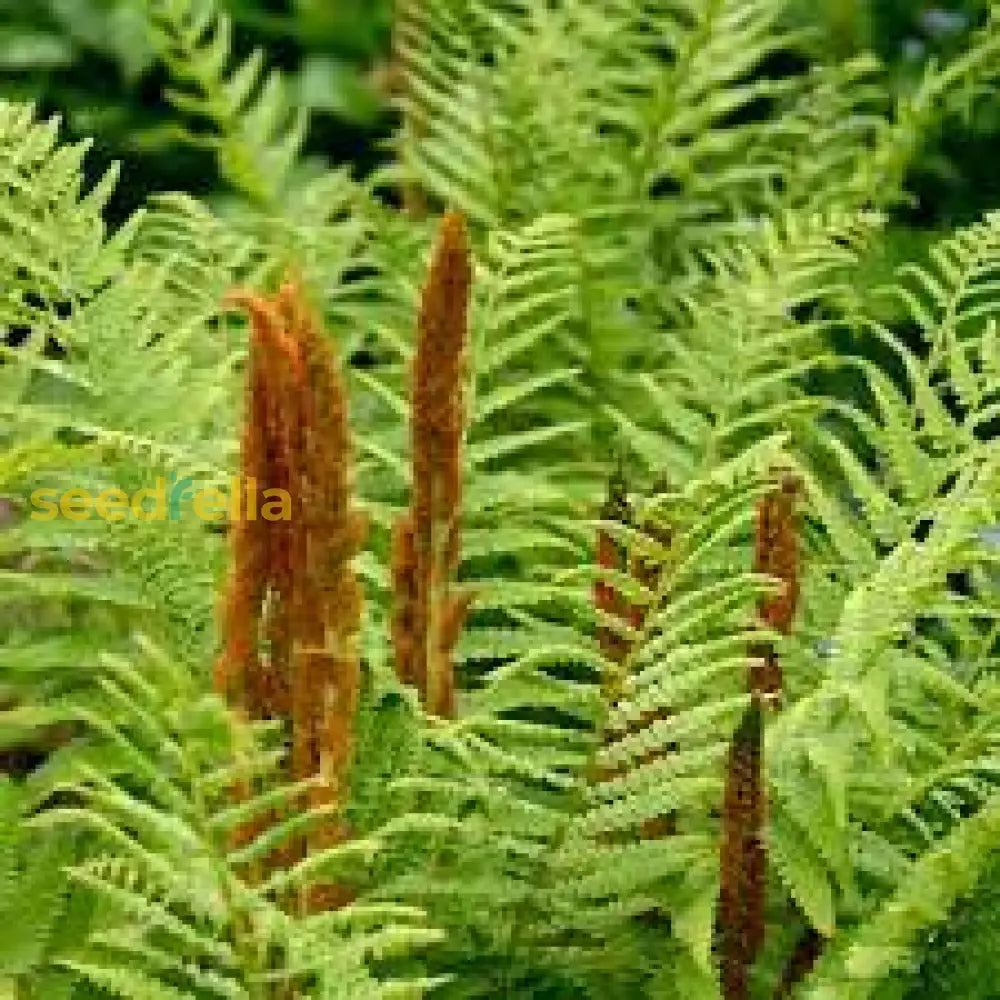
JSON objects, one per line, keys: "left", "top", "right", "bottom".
{"left": 30, "top": 475, "right": 292, "bottom": 522}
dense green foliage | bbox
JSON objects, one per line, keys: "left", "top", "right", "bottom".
{"left": 2, "top": 1, "right": 1000, "bottom": 998}
{"left": 0, "top": 0, "right": 394, "bottom": 221}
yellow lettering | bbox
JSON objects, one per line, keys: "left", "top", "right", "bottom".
{"left": 194, "top": 488, "right": 226, "bottom": 521}
{"left": 261, "top": 489, "right": 291, "bottom": 522}
{"left": 95, "top": 488, "right": 129, "bottom": 522}
{"left": 29, "top": 489, "right": 58, "bottom": 521}
{"left": 60, "top": 488, "right": 92, "bottom": 521}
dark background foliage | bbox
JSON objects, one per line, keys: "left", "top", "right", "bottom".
{"left": 3, "top": 0, "right": 998, "bottom": 230}
{"left": 0, "top": 0, "right": 395, "bottom": 223}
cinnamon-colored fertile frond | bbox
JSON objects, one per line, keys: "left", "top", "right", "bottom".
{"left": 215, "top": 280, "right": 365, "bottom": 906}
{"left": 719, "top": 705, "right": 766, "bottom": 1000}
{"left": 391, "top": 515, "right": 418, "bottom": 690}
{"left": 413, "top": 211, "right": 470, "bottom": 539}
{"left": 750, "top": 471, "right": 801, "bottom": 703}
{"left": 756, "top": 472, "right": 800, "bottom": 635}
{"left": 719, "top": 472, "right": 801, "bottom": 998}
{"left": 391, "top": 211, "right": 472, "bottom": 718}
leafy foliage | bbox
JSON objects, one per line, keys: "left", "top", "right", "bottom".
{"left": 3, "top": 1, "right": 1000, "bottom": 998}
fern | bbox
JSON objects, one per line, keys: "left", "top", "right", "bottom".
{"left": 5, "top": 0, "right": 1000, "bottom": 996}
{"left": 26, "top": 635, "right": 439, "bottom": 999}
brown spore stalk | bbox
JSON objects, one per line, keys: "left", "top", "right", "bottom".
{"left": 719, "top": 704, "right": 766, "bottom": 1000}
{"left": 750, "top": 472, "right": 800, "bottom": 703}
{"left": 391, "top": 211, "right": 473, "bottom": 718}
{"left": 215, "top": 279, "right": 365, "bottom": 903}
{"left": 719, "top": 471, "right": 800, "bottom": 1000}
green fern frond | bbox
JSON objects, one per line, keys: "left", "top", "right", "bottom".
{"left": 144, "top": 0, "right": 307, "bottom": 206}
